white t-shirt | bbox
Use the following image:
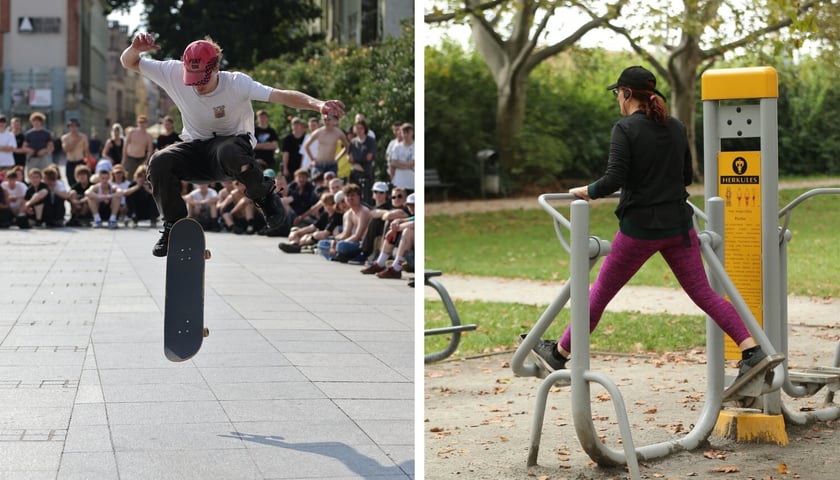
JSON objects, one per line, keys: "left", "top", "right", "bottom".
{"left": 2, "top": 181, "right": 27, "bottom": 211}
{"left": 300, "top": 133, "right": 317, "bottom": 171}
{"left": 0, "top": 131, "right": 16, "bottom": 167}
{"left": 139, "top": 58, "right": 272, "bottom": 148}
{"left": 188, "top": 188, "right": 218, "bottom": 204}
{"left": 390, "top": 142, "right": 415, "bottom": 190}
{"left": 111, "top": 179, "right": 131, "bottom": 205}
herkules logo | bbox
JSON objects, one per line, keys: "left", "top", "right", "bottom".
{"left": 721, "top": 156, "right": 758, "bottom": 184}
{"left": 732, "top": 156, "right": 747, "bottom": 175}
{"left": 188, "top": 59, "right": 201, "bottom": 71}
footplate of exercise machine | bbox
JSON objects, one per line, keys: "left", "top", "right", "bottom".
{"left": 789, "top": 366, "right": 840, "bottom": 393}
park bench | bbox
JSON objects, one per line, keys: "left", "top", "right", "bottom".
{"left": 425, "top": 169, "right": 453, "bottom": 201}
{"left": 424, "top": 270, "right": 477, "bottom": 363}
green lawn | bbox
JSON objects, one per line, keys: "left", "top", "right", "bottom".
{"left": 424, "top": 185, "right": 840, "bottom": 357}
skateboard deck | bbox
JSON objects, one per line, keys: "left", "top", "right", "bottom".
{"left": 164, "top": 217, "right": 210, "bottom": 362}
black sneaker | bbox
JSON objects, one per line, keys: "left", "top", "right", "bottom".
{"left": 279, "top": 242, "right": 302, "bottom": 253}
{"left": 722, "top": 346, "right": 785, "bottom": 401}
{"left": 254, "top": 188, "right": 286, "bottom": 230}
{"left": 152, "top": 222, "right": 174, "bottom": 257}
{"left": 531, "top": 339, "right": 568, "bottom": 375}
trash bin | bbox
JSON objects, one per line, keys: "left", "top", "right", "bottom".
{"left": 476, "top": 149, "right": 499, "bottom": 196}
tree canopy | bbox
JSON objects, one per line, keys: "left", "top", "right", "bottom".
{"left": 107, "top": 0, "right": 323, "bottom": 70}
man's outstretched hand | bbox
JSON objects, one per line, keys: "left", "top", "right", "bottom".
{"left": 131, "top": 32, "right": 162, "bottom": 53}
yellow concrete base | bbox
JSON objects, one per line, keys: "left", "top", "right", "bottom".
{"left": 714, "top": 411, "right": 788, "bottom": 445}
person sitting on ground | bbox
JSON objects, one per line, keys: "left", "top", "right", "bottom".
{"left": 0, "top": 173, "right": 13, "bottom": 228}
{"left": 23, "top": 167, "right": 70, "bottom": 227}
{"left": 68, "top": 164, "right": 94, "bottom": 226}
{"left": 86, "top": 168, "right": 122, "bottom": 228}
{"left": 184, "top": 183, "right": 220, "bottom": 231}
{"left": 362, "top": 193, "right": 415, "bottom": 278}
{"left": 316, "top": 183, "right": 371, "bottom": 262}
{"left": 121, "top": 165, "right": 159, "bottom": 227}
{"left": 279, "top": 191, "right": 344, "bottom": 253}
{"left": 1, "top": 170, "right": 28, "bottom": 217}
{"left": 110, "top": 165, "right": 131, "bottom": 223}
{"left": 361, "top": 184, "right": 410, "bottom": 262}
{"left": 287, "top": 168, "right": 318, "bottom": 227}
{"left": 219, "top": 181, "right": 257, "bottom": 234}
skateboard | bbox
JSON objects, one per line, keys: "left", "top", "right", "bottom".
{"left": 164, "top": 217, "right": 210, "bottom": 362}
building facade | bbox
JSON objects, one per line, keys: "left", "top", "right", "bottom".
{"left": 313, "top": 0, "right": 414, "bottom": 45}
{"left": 0, "top": 0, "right": 111, "bottom": 134}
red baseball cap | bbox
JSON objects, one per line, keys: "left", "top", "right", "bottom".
{"left": 182, "top": 40, "right": 219, "bottom": 86}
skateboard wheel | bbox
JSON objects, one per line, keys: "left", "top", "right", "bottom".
{"left": 203, "top": 327, "right": 210, "bottom": 337}
{"left": 204, "top": 249, "right": 211, "bottom": 260}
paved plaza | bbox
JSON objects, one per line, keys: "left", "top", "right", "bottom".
{"left": 0, "top": 226, "right": 415, "bottom": 479}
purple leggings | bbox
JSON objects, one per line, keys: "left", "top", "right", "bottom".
{"left": 559, "top": 229, "right": 751, "bottom": 353}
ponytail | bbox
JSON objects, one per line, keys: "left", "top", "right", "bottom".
{"left": 642, "top": 91, "right": 669, "bottom": 126}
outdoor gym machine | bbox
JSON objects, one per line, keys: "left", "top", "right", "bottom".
{"left": 702, "top": 67, "right": 840, "bottom": 439}
{"left": 512, "top": 66, "right": 840, "bottom": 475}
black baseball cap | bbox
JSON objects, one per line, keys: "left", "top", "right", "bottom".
{"left": 606, "top": 66, "right": 666, "bottom": 101}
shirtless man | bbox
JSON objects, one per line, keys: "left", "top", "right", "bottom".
{"left": 61, "top": 119, "right": 90, "bottom": 185}
{"left": 303, "top": 113, "right": 348, "bottom": 175}
{"left": 122, "top": 114, "right": 154, "bottom": 179}
{"left": 320, "top": 183, "right": 370, "bottom": 263}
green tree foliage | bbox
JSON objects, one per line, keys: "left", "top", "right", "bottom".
{"left": 428, "top": 40, "right": 840, "bottom": 197}
{"left": 139, "top": 0, "right": 323, "bottom": 70}
{"left": 426, "top": 41, "right": 640, "bottom": 194}
{"left": 248, "top": 22, "right": 415, "bottom": 181}
{"left": 424, "top": 41, "right": 496, "bottom": 196}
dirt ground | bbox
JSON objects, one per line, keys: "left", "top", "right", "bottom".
{"left": 423, "top": 179, "right": 840, "bottom": 479}
{"left": 424, "top": 349, "right": 840, "bottom": 480}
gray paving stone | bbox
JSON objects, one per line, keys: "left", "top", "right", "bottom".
{"left": 102, "top": 383, "right": 215, "bottom": 403}
{"left": 209, "top": 381, "right": 325, "bottom": 401}
{"left": 111, "top": 422, "right": 243, "bottom": 451}
{"left": 229, "top": 419, "right": 375, "bottom": 446}
{"left": 0, "top": 443, "right": 63, "bottom": 472}
{"left": 63, "top": 424, "right": 114, "bottom": 452}
{"left": 106, "top": 401, "right": 230, "bottom": 425}
{"left": 115, "top": 449, "right": 262, "bottom": 480}
{"left": 247, "top": 443, "right": 408, "bottom": 479}
{"left": 0, "top": 228, "right": 414, "bottom": 478}
{"left": 57, "top": 452, "right": 119, "bottom": 480}
{"left": 298, "top": 365, "right": 407, "bottom": 383}
{"left": 333, "top": 399, "right": 414, "bottom": 421}
{"left": 314, "top": 382, "right": 413, "bottom": 400}
{"left": 199, "top": 365, "right": 308, "bottom": 384}
{"left": 0, "top": 407, "right": 71, "bottom": 429}
{"left": 67, "top": 403, "right": 108, "bottom": 427}
{"left": 221, "top": 398, "right": 349, "bottom": 423}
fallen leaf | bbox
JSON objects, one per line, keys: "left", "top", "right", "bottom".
{"left": 778, "top": 462, "right": 790, "bottom": 474}
{"left": 429, "top": 427, "right": 444, "bottom": 433}
{"left": 711, "top": 465, "right": 740, "bottom": 473}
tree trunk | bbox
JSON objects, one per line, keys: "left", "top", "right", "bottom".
{"left": 494, "top": 72, "right": 528, "bottom": 182}
{"left": 669, "top": 35, "right": 704, "bottom": 182}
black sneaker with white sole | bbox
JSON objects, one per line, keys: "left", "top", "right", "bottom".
{"left": 152, "top": 222, "right": 174, "bottom": 257}
{"left": 722, "top": 346, "right": 785, "bottom": 401}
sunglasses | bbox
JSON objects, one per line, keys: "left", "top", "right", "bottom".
{"left": 612, "top": 89, "right": 619, "bottom": 97}
{"left": 393, "top": 194, "right": 404, "bottom": 199}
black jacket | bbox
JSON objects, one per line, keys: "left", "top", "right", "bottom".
{"left": 589, "top": 111, "right": 693, "bottom": 236}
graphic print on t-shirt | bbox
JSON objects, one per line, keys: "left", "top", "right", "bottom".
{"left": 213, "top": 105, "right": 225, "bottom": 118}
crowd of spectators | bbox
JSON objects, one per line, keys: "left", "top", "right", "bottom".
{"left": 0, "top": 109, "right": 415, "bottom": 281}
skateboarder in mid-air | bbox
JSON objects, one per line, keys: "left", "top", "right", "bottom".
{"left": 120, "top": 32, "right": 345, "bottom": 256}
